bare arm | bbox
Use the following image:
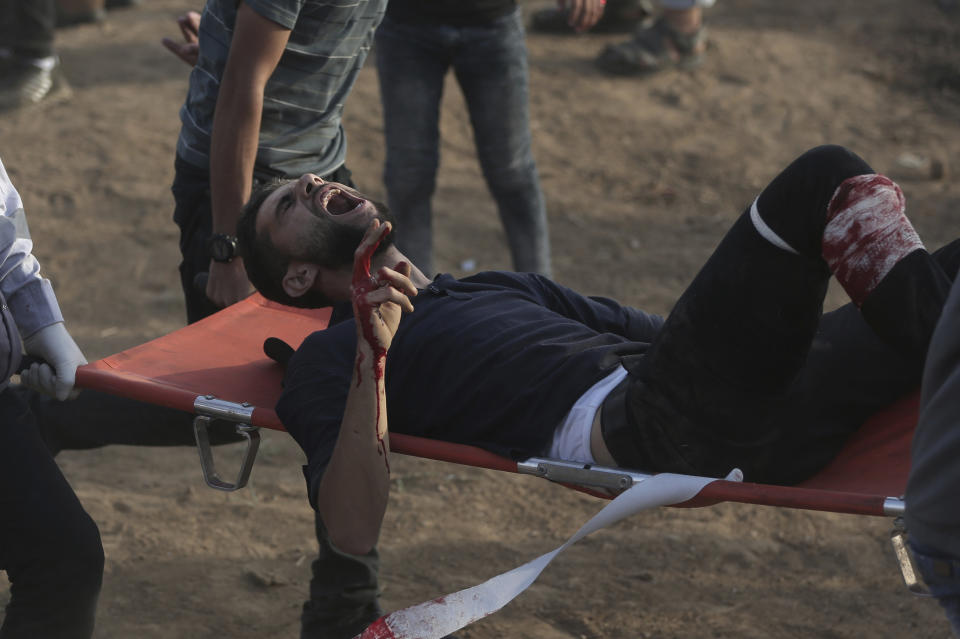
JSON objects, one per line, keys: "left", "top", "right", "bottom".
{"left": 316, "top": 221, "right": 417, "bottom": 555}
{"left": 206, "top": 3, "right": 291, "bottom": 309}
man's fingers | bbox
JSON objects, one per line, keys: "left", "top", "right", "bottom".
{"left": 353, "top": 220, "right": 390, "bottom": 283}
{"left": 161, "top": 37, "right": 181, "bottom": 55}
{"left": 178, "top": 11, "right": 201, "bottom": 39}
{"left": 376, "top": 265, "right": 418, "bottom": 297}
{"left": 363, "top": 286, "right": 414, "bottom": 314}
{"left": 569, "top": 0, "right": 585, "bottom": 29}
{"left": 355, "top": 220, "right": 390, "bottom": 257}
{"left": 178, "top": 20, "right": 198, "bottom": 43}
{"left": 589, "top": 1, "right": 604, "bottom": 28}
{"left": 205, "top": 267, "right": 253, "bottom": 309}
{"left": 161, "top": 38, "right": 199, "bottom": 65}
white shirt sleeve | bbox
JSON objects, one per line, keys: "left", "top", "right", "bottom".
{"left": 0, "top": 157, "right": 65, "bottom": 338}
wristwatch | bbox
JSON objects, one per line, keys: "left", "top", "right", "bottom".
{"left": 207, "top": 233, "right": 238, "bottom": 263}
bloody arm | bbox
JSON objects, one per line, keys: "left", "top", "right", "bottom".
{"left": 315, "top": 221, "right": 417, "bottom": 554}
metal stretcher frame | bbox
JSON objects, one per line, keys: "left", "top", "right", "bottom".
{"left": 74, "top": 293, "right": 928, "bottom": 592}
{"left": 77, "top": 295, "right": 917, "bottom": 516}
{"left": 74, "top": 293, "right": 914, "bottom": 516}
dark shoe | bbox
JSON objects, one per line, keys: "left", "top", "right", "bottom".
{"left": 0, "top": 59, "right": 71, "bottom": 112}
{"left": 529, "top": 0, "right": 652, "bottom": 34}
{"left": 596, "top": 15, "right": 707, "bottom": 75}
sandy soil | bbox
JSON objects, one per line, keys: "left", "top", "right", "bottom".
{"left": 1, "top": 0, "right": 959, "bottom": 637}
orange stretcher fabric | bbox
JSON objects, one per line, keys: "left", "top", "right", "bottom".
{"left": 75, "top": 294, "right": 915, "bottom": 515}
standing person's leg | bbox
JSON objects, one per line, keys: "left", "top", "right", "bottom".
{"left": 10, "top": 0, "right": 55, "bottom": 59}
{"left": 375, "top": 17, "right": 450, "bottom": 278}
{"left": 604, "top": 145, "right": 946, "bottom": 481}
{"left": 0, "top": 0, "right": 67, "bottom": 111}
{"left": 454, "top": 8, "right": 552, "bottom": 276}
{"left": 172, "top": 157, "right": 222, "bottom": 324}
{"left": 0, "top": 390, "right": 103, "bottom": 639}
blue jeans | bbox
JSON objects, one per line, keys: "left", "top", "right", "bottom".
{"left": 375, "top": 8, "right": 551, "bottom": 277}
{"left": 911, "top": 540, "right": 960, "bottom": 637}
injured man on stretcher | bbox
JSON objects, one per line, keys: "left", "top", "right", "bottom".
{"left": 235, "top": 145, "right": 959, "bottom": 556}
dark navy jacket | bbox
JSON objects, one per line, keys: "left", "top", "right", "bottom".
{"left": 277, "top": 271, "right": 664, "bottom": 497}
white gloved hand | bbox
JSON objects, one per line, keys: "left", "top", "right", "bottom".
{"left": 21, "top": 321, "right": 88, "bottom": 400}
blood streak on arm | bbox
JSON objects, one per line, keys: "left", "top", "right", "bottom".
{"left": 351, "top": 228, "right": 390, "bottom": 472}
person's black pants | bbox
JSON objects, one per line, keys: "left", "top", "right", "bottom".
{"left": 0, "top": 0, "right": 55, "bottom": 59}
{"left": 605, "top": 145, "right": 954, "bottom": 483}
{"left": 0, "top": 388, "right": 103, "bottom": 639}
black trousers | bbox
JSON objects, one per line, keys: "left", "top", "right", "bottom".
{"left": 604, "top": 145, "right": 955, "bottom": 484}
{"left": 0, "top": 0, "right": 55, "bottom": 59}
{"left": 0, "top": 389, "right": 103, "bottom": 639}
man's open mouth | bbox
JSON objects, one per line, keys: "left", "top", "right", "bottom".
{"left": 321, "top": 187, "right": 364, "bottom": 216}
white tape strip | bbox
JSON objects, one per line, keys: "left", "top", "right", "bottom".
{"left": 354, "top": 471, "right": 739, "bottom": 639}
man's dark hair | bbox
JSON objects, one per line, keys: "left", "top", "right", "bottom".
{"left": 236, "top": 179, "right": 335, "bottom": 308}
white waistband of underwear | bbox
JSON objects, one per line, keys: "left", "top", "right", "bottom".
{"left": 544, "top": 365, "right": 629, "bottom": 465}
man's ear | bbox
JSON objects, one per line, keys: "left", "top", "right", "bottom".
{"left": 282, "top": 260, "right": 321, "bottom": 300}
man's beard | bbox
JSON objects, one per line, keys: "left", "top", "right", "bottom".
{"left": 297, "top": 200, "right": 396, "bottom": 269}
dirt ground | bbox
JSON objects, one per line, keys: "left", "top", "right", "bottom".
{"left": 1, "top": 0, "right": 959, "bottom": 637}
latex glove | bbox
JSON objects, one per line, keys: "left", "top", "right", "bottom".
{"left": 22, "top": 322, "right": 88, "bottom": 400}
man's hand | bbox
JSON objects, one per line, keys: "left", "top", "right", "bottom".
{"left": 351, "top": 221, "right": 416, "bottom": 360}
{"left": 161, "top": 11, "right": 202, "bottom": 66}
{"left": 560, "top": 0, "right": 606, "bottom": 32}
{"left": 206, "top": 258, "right": 254, "bottom": 309}
{"left": 21, "top": 322, "right": 88, "bottom": 401}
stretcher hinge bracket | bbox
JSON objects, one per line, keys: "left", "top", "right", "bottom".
{"left": 517, "top": 457, "right": 650, "bottom": 493}
{"left": 193, "top": 395, "right": 259, "bottom": 492}
{"left": 890, "top": 516, "right": 932, "bottom": 597}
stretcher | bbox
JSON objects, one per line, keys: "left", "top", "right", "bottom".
{"left": 73, "top": 293, "right": 926, "bottom": 596}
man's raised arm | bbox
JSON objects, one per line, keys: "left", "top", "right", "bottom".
{"left": 207, "top": 3, "right": 291, "bottom": 309}
{"left": 315, "top": 221, "right": 417, "bottom": 555}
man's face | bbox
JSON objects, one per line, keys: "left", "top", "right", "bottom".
{"left": 256, "top": 173, "right": 384, "bottom": 265}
